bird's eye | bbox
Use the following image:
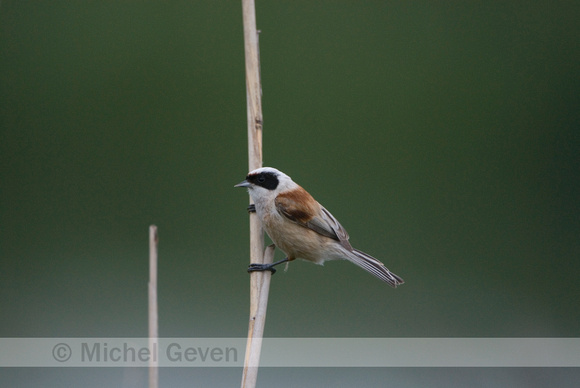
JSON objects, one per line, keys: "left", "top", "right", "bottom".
{"left": 257, "top": 175, "right": 266, "bottom": 183}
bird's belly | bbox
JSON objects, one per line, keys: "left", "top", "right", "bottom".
{"left": 261, "top": 214, "right": 337, "bottom": 265}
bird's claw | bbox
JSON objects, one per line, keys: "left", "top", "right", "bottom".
{"left": 247, "top": 263, "right": 277, "bottom": 274}
{"left": 247, "top": 204, "right": 256, "bottom": 213}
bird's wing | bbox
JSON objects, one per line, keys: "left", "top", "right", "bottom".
{"left": 275, "top": 194, "right": 353, "bottom": 251}
{"left": 317, "top": 206, "right": 350, "bottom": 242}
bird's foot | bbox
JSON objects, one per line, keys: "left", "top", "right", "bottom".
{"left": 247, "top": 204, "right": 256, "bottom": 213}
{"left": 247, "top": 263, "right": 277, "bottom": 274}
{"left": 247, "top": 257, "right": 290, "bottom": 275}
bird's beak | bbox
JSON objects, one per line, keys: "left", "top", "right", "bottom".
{"left": 234, "top": 180, "right": 251, "bottom": 188}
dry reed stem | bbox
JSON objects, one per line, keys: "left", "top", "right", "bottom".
{"left": 241, "top": 0, "right": 271, "bottom": 387}
{"left": 148, "top": 225, "right": 159, "bottom": 388}
{"left": 241, "top": 245, "right": 275, "bottom": 388}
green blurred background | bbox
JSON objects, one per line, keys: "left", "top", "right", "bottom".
{"left": 1, "top": 1, "right": 579, "bottom": 387}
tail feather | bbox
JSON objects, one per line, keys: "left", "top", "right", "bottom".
{"left": 346, "top": 249, "right": 404, "bottom": 288}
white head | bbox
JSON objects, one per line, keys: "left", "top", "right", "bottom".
{"left": 234, "top": 167, "right": 298, "bottom": 201}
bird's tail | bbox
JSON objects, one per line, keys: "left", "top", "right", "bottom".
{"left": 345, "top": 249, "right": 404, "bottom": 288}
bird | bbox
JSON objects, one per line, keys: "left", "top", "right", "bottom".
{"left": 235, "top": 167, "right": 404, "bottom": 288}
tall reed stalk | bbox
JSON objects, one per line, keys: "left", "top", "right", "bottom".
{"left": 240, "top": 1, "right": 274, "bottom": 387}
